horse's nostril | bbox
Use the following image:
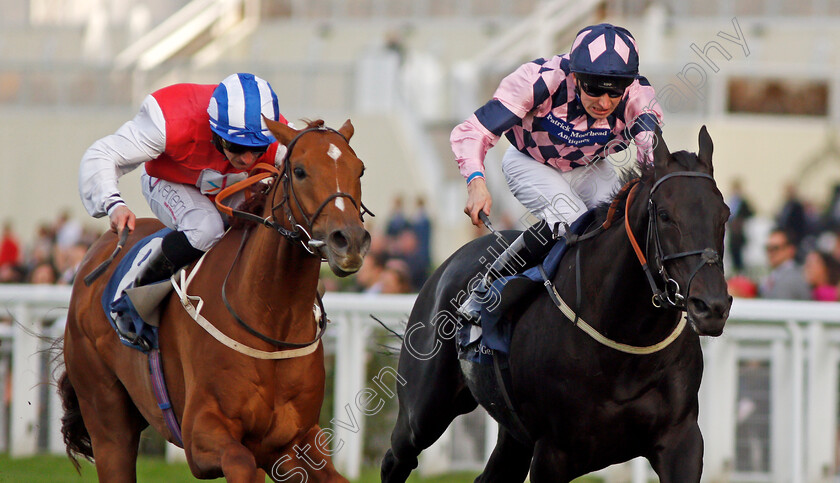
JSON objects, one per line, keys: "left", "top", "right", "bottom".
{"left": 329, "top": 230, "right": 349, "bottom": 251}
{"left": 689, "top": 296, "right": 731, "bottom": 319}
{"left": 362, "top": 231, "right": 372, "bottom": 252}
{"left": 688, "top": 297, "right": 710, "bottom": 315}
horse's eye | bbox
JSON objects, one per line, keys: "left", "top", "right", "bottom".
{"left": 658, "top": 210, "right": 671, "bottom": 222}
{"left": 293, "top": 167, "right": 307, "bottom": 179}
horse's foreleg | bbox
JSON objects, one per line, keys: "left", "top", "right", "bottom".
{"left": 650, "top": 422, "right": 703, "bottom": 483}
{"left": 529, "top": 439, "right": 573, "bottom": 483}
{"left": 475, "top": 427, "right": 533, "bottom": 483}
{"left": 265, "top": 425, "right": 348, "bottom": 483}
{"left": 219, "top": 442, "right": 262, "bottom": 483}
{"left": 184, "top": 411, "right": 260, "bottom": 482}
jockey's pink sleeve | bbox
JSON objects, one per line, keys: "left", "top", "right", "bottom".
{"left": 621, "top": 82, "right": 663, "bottom": 165}
{"left": 451, "top": 61, "right": 551, "bottom": 181}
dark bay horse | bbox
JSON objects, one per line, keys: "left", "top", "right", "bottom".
{"left": 59, "top": 118, "right": 370, "bottom": 482}
{"left": 382, "top": 127, "right": 732, "bottom": 482}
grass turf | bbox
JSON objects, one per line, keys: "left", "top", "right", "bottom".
{"left": 0, "top": 454, "right": 602, "bottom": 482}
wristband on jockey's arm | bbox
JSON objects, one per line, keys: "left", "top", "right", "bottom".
{"left": 466, "top": 171, "right": 485, "bottom": 185}
{"left": 105, "top": 197, "right": 127, "bottom": 216}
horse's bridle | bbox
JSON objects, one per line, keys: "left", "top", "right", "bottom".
{"left": 216, "top": 125, "right": 373, "bottom": 254}
{"left": 212, "top": 125, "right": 374, "bottom": 349}
{"left": 624, "top": 171, "right": 724, "bottom": 310}
{"left": 273, "top": 126, "right": 373, "bottom": 254}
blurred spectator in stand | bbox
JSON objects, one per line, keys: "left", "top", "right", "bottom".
{"left": 392, "top": 229, "right": 427, "bottom": 290}
{"left": 759, "top": 228, "right": 811, "bottom": 300}
{"left": 54, "top": 210, "right": 82, "bottom": 250}
{"left": 832, "top": 228, "right": 840, "bottom": 263}
{"left": 823, "top": 183, "right": 840, "bottom": 232}
{"left": 726, "top": 179, "right": 753, "bottom": 273}
{"left": 0, "top": 222, "right": 21, "bottom": 269}
{"left": 385, "top": 196, "right": 410, "bottom": 238}
{"left": 28, "top": 262, "right": 59, "bottom": 285}
{"left": 58, "top": 241, "right": 89, "bottom": 285}
{"left": 384, "top": 29, "right": 406, "bottom": 65}
{"left": 803, "top": 250, "right": 840, "bottom": 301}
{"left": 381, "top": 259, "right": 413, "bottom": 294}
{"left": 353, "top": 251, "right": 388, "bottom": 294}
{"left": 775, "top": 184, "right": 808, "bottom": 249}
{"left": 0, "top": 264, "right": 25, "bottom": 283}
{"left": 25, "top": 223, "right": 55, "bottom": 273}
{"left": 413, "top": 196, "right": 432, "bottom": 270}
{"left": 728, "top": 275, "right": 758, "bottom": 298}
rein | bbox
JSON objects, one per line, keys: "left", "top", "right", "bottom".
{"left": 538, "top": 171, "right": 722, "bottom": 354}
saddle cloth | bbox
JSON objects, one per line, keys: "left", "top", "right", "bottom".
{"left": 458, "top": 209, "right": 597, "bottom": 365}
{"left": 101, "top": 228, "right": 174, "bottom": 351}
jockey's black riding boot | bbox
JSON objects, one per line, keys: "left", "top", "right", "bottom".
{"left": 134, "top": 231, "right": 204, "bottom": 287}
{"left": 458, "top": 219, "right": 555, "bottom": 322}
{"left": 116, "top": 231, "right": 202, "bottom": 342}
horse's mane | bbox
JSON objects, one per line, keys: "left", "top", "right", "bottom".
{"left": 301, "top": 119, "right": 325, "bottom": 129}
{"left": 591, "top": 149, "right": 698, "bottom": 226}
{"left": 228, "top": 183, "right": 270, "bottom": 229}
{"left": 227, "top": 119, "right": 328, "bottom": 229}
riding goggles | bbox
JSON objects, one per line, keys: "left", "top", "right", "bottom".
{"left": 219, "top": 137, "right": 268, "bottom": 157}
{"left": 576, "top": 74, "right": 633, "bottom": 99}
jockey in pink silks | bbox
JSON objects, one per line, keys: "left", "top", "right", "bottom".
{"left": 452, "top": 24, "right": 664, "bottom": 320}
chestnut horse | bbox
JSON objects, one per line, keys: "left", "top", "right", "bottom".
{"left": 59, "top": 118, "right": 370, "bottom": 482}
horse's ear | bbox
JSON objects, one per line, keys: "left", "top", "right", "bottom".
{"left": 264, "top": 116, "right": 298, "bottom": 146}
{"left": 698, "top": 125, "right": 714, "bottom": 175}
{"left": 652, "top": 125, "right": 672, "bottom": 176}
{"left": 338, "top": 119, "right": 354, "bottom": 142}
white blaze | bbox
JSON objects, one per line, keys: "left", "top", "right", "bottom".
{"left": 328, "top": 143, "right": 346, "bottom": 211}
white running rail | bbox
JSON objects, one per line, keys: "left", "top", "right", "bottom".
{"left": 3, "top": 286, "right": 840, "bottom": 482}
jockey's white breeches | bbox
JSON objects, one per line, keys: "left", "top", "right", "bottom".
{"left": 501, "top": 146, "right": 620, "bottom": 231}
{"left": 140, "top": 170, "right": 224, "bottom": 252}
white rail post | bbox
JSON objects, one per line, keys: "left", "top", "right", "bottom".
{"left": 483, "top": 413, "right": 498, "bottom": 463}
{"left": 10, "top": 302, "right": 41, "bottom": 456}
{"left": 788, "top": 321, "right": 804, "bottom": 483}
{"left": 698, "top": 336, "right": 737, "bottom": 480}
{"left": 631, "top": 457, "right": 648, "bottom": 483}
{"left": 48, "top": 317, "right": 66, "bottom": 454}
{"left": 771, "top": 338, "right": 794, "bottom": 481}
{"left": 332, "top": 312, "right": 370, "bottom": 479}
{"left": 806, "top": 321, "right": 838, "bottom": 481}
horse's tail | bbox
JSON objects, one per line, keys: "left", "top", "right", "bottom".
{"left": 57, "top": 371, "right": 93, "bottom": 472}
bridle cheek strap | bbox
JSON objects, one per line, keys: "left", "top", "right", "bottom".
{"left": 624, "top": 183, "right": 666, "bottom": 307}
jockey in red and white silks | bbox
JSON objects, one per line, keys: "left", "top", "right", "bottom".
{"left": 79, "top": 73, "right": 288, "bottom": 294}
{"left": 454, "top": 23, "right": 664, "bottom": 321}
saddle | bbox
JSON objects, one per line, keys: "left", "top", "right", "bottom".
{"left": 456, "top": 209, "right": 597, "bottom": 365}
{"left": 102, "top": 228, "right": 175, "bottom": 352}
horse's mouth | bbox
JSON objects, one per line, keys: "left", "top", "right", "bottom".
{"left": 313, "top": 226, "right": 370, "bottom": 277}
{"left": 319, "top": 245, "right": 367, "bottom": 277}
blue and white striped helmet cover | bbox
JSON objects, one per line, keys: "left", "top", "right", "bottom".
{"left": 208, "top": 73, "right": 280, "bottom": 147}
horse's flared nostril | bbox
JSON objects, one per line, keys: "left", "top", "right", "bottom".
{"left": 328, "top": 230, "right": 349, "bottom": 254}
{"left": 688, "top": 297, "right": 710, "bottom": 317}
{"left": 361, "top": 231, "right": 372, "bottom": 254}
{"left": 689, "top": 296, "right": 732, "bottom": 319}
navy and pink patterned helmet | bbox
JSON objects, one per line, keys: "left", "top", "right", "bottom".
{"left": 569, "top": 24, "right": 639, "bottom": 79}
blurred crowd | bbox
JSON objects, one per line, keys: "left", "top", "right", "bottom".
{"left": 726, "top": 180, "right": 840, "bottom": 302}
{"left": 328, "top": 195, "right": 433, "bottom": 294}
{"left": 0, "top": 211, "right": 100, "bottom": 286}
{"left": 7, "top": 180, "right": 840, "bottom": 304}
